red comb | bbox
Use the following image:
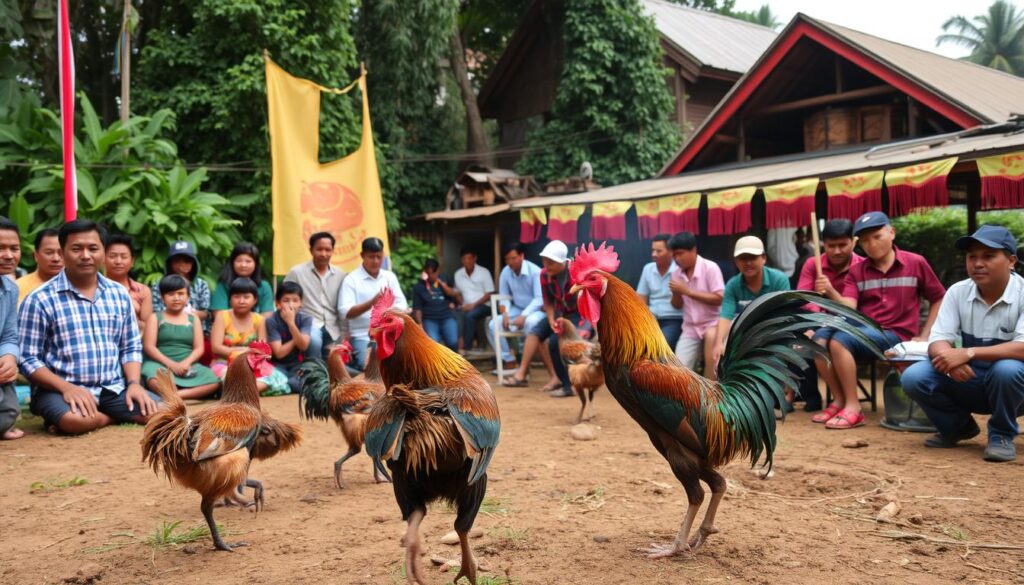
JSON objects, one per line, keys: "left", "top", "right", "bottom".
{"left": 570, "top": 242, "right": 619, "bottom": 283}
{"left": 370, "top": 287, "right": 396, "bottom": 328}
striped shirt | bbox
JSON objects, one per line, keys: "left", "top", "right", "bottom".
{"left": 18, "top": 271, "right": 143, "bottom": 396}
{"left": 541, "top": 266, "right": 577, "bottom": 316}
{"left": 929, "top": 273, "right": 1024, "bottom": 355}
{"left": 841, "top": 247, "right": 945, "bottom": 341}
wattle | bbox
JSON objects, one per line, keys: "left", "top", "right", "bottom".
{"left": 579, "top": 290, "right": 602, "bottom": 325}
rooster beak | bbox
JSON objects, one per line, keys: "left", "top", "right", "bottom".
{"left": 569, "top": 284, "right": 582, "bottom": 295}
{"left": 368, "top": 327, "right": 381, "bottom": 339}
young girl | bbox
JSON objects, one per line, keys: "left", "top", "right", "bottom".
{"left": 210, "top": 277, "right": 290, "bottom": 396}
{"left": 142, "top": 275, "right": 220, "bottom": 399}
{"left": 211, "top": 242, "right": 274, "bottom": 317}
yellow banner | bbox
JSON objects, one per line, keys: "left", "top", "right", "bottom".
{"left": 550, "top": 205, "right": 586, "bottom": 223}
{"left": 976, "top": 151, "right": 1024, "bottom": 180}
{"left": 266, "top": 57, "right": 388, "bottom": 274}
{"left": 707, "top": 186, "right": 756, "bottom": 210}
{"left": 884, "top": 157, "right": 958, "bottom": 189}
{"left": 635, "top": 199, "right": 660, "bottom": 218}
{"left": 825, "top": 171, "right": 884, "bottom": 198}
{"left": 519, "top": 207, "right": 547, "bottom": 225}
{"left": 659, "top": 192, "right": 701, "bottom": 212}
{"left": 763, "top": 177, "right": 818, "bottom": 203}
{"left": 592, "top": 201, "right": 633, "bottom": 219}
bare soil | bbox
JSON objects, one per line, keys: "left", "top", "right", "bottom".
{"left": 3, "top": 374, "right": 1023, "bottom": 585}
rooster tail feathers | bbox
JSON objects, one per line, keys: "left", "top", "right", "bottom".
{"left": 140, "top": 369, "right": 191, "bottom": 477}
{"left": 251, "top": 415, "right": 303, "bottom": 461}
{"left": 448, "top": 405, "right": 500, "bottom": 485}
{"left": 297, "top": 359, "right": 332, "bottom": 421}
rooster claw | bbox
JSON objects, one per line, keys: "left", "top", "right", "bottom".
{"left": 640, "top": 542, "right": 691, "bottom": 559}
{"left": 215, "top": 541, "right": 249, "bottom": 552}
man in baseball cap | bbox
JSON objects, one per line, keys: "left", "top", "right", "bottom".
{"left": 901, "top": 225, "right": 1024, "bottom": 462}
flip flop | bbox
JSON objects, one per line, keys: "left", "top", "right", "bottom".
{"left": 538, "top": 381, "right": 563, "bottom": 393}
{"left": 502, "top": 375, "right": 529, "bottom": 388}
{"left": 811, "top": 402, "right": 843, "bottom": 424}
{"left": 825, "top": 409, "right": 865, "bottom": 430}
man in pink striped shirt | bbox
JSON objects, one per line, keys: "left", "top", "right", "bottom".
{"left": 668, "top": 232, "right": 724, "bottom": 378}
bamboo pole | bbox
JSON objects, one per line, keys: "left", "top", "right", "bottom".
{"left": 120, "top": 0, "right": 130, "bottom": 124}
{"left": 810, "top": 211, "right": 823, "bottom": 278}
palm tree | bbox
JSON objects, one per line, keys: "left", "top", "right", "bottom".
{"left": 937, "top": 0, "right": 1024, "bottom": 77}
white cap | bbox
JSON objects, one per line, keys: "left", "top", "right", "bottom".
{"left": 539, "top": 240, "right": 569, "bottom": 264}
{"left": 733, "top": 235, "right": 765, "bottom": 257}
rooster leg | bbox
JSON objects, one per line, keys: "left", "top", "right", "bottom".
{"left": 642, "top": 502, "right": 699, "bottom": 559}
{"left": 644, "top": 463, "right": 705, "bottom": 559}
{"left": 202, "top": 496, "right": 247, "bottom": 552}
{"left": 333, "top": 445, "right": 361, "bottom": 489}
{"left": 244, "top": 478, "right": 264, "bottom": 512}
{"left": 453, "top": 530, "right": 478, "bottom": 585}
{"left": 585, "top": 388, "right": 597, "bottom": 421}
{"left": 372, "top": 463, "right": 391, "bottom": 484}
{"left": 576, "top": 386, "right": 587, "bottom": 423}
{"left": 403, "top": 508, "right": 427, "bottom": 585}
{"left": 688, "top": 470, "right": 726, "bottom": 554}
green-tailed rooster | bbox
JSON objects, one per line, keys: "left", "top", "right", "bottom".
{"left": 364, "top": 289, "right": 500, "bottom": 585}
{"left": 568, "top": 243, "right": 884, "bottom": 558}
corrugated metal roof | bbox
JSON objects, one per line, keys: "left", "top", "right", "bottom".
{"left": 425, "top": 203, "right": 511, "bottom": 221}
{"left": 813, "top": 17, "right": 1024, "bottom": 124}
{"left": 642, "top": 0, "right": 778, "bottom": 74}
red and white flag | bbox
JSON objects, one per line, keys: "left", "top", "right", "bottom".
{"left": 58, "top": 0, "right": 77, "bottom": 220}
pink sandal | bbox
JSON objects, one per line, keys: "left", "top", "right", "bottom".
{"left": 811, "top": 403, "right": 842, "bottom": 424}
{"left": 824, "top": 409, "right": 865, "bottom": 430}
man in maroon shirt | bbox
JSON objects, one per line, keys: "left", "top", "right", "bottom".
{"left": 813, "top": 212, "right": 945, "bottom": 429}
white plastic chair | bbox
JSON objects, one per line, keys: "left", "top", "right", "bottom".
{"left": 490, "top": 295, "right": 525, "bottom": 381}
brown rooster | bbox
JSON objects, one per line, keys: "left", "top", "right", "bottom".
{"left": 364, "top": 289, "right": 500, "bottom": 585}
{"left": 556, "top": 317, "right": 604, "bottom": 422}
{"left": 568, "top": 243, "right": 884, "bottom": 558}
{"left": 141, "top": 342, "right": 301, "bottom": 551}
{"left": 298, "top": 341, "right": 386, "bottom": 487}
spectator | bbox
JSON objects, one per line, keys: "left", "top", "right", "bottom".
{"left": 19, "top": 219, "right": 159, "bottom": 435}
{"left": 150, "top": 240, "right": 212, "bottom": 334}
{"left": 637, "top": 234, "right": 684, "bottom": 348}
{"left": 284, "top": 231, "right": 348, "bottom": 359}
{"left": 453, "top": 248, "right": 494, "bottom": 353}
{"left": 488, "top": 243, "right": 549, "bottom": 373}
{"left": 338, "top": 237, "right": 408, "bottom": 369}
{"left": 790, "top": 228, "right": 816, "bottom": 287}
{"left": 0, "top": 217, "right": 22, "bottom": 439}
{"left": 814, "top": 212, "right": 945, "bottom": 430}
{"left": 901, "top": 226, "right": 1024, "bottom": 462}
{"left": 712, "top": 236, "right": 790, "bottom": 381}
{"left": 141, "top": 274, "right": 220, "bottom": 399}
{"left": 211, "top": 242, "right": 274, "bottom": 318}
{"left": 668, "top": 231, "right": 724, "bottom": 377}
{"left": 502, "top": 240, "right": 590, "bottom": 397}
{"left": 412, "top": 259, "right": 460, "bottom": 351}
{"left": 104, "top": 234, "right": 153, "bottom": 333}
{"left": 266, "top": 281, "right": 312, "bottom": 394}
{"left": 210, "top": 277, "right": 290, "bottom": 395}
{"left": 16, "top": 228, "right": 62, "bottom": 303}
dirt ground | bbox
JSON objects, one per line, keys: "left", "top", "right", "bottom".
{"left": 3, "top": 373, "right": 1023, "bottom": 585}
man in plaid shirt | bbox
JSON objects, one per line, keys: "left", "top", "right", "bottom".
{"left": 19, "top": 220, "right": 159, "bottom": 435}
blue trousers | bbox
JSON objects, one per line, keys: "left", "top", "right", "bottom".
{"left": 350, "top": 337, "right": 370, "bottom": 372}
{"left": 423, "top": 316, "right": 459, "bottom": 350}
{"left": 308, "top": 325, "right": 334, "bottom": 360}
{"left": 901, "top": 359, "right": 1024, "bottom": 440}
{"left": 458, "top": 304, "right": 492, "bottom": 348}
{"left": 531, "top": 313, "right": 592, "bottom": 390}
{"left": 657, "top": 317, "right": 683, "bottom": 350}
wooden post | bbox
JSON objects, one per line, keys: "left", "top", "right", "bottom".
{"left": 810, "top": 211, "right": 823, "bottom": 278}
{"left": 120, "top": 0, "right": 131, "bottom": 124}
{"left": 493, "top": 226, "right": 501, "bottom": 290}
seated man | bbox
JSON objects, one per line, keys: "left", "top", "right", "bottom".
{"left": 16, "top": 228, "right": 63, "bottom": 304}
{"left": 488, "top": 243, "right": 548, "bottom": 371}
{"left": 0, "top": 217, "right": 22, "bottom": 440}
{"left": 338, "top": 237, "right": 408, "bottom": 369}
{"left": 19, "top": 220, "right": 159, "bottom": 435}
{"left": 453, "top": 247, "right": 494, "bottom": 352}
{"left": 637, "top": 234, "right": 683, "bottom": 348}
{"left": 901, "top": 226, "right": 1024, "bottom": 462}
{"left": 814, "top": 212, "right": 945, "bottom": 430}
{"left": 284, "top": 231, "right": 348, "bottom": 359}
{"left": 667, "top": 231, "right": 723, "bottom": 377}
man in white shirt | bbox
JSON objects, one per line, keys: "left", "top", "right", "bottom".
{"left": 284, "top": 231, "right": 347, "bottom": 359}
{"left": 337, "top": 237, "right": 408, "bottom": 369}
{"left": 901, "top": 225, "right": 1024, "bottom": 462}
{"left": 636, "top": 234, "right": 683, "bottom": 348}
{"left": 488, "top": 243, "right": 547, "bottom": 370}
{"left": 453, "top": 247, "right": 494, "bottom": 353}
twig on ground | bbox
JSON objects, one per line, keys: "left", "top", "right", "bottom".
{"left": 35, "top": 534, "right": 76, "bottom": 551}
{"left": 914, "top": 495, "right": 970, "bottom": 501}
{"left": 964, "top": 561, "right": 1021, "bottom": 577}
{"left": 872, "top": 530, "right": 1024, "bottom": 551}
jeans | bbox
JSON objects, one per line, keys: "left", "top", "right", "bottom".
{"left": 423, "top": 316, "right": 459, "bottom": 350}
{"left": 657, "top": 317, "right": 683, "bottom": 350}
{"left": 901, "top": 359, "right": 1024, "bottom": 440}
{"left": 531, "top": 313, "right": 592, "bottom": 390}
{"left": 815, "top": 325, "right": 901, "bottom": 361}
{"left": 0, "top": 384, "right": 18, "bottom": 435}
{"left": 350, "top": 336, "right": 370, "bottom": 372}
{"left": 308, "top": 325, "right": 334, "bottom": 360}
{"left": 488, "top": 310, "right": 546, "bottom": 363}
{"left": 458, "top": 304, "right": 492, "bottom": 349}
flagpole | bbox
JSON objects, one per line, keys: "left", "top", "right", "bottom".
{"left": 58, "top": 0, "right": 77, "bottom": 221}
{"left": 120, "top": 0, "right": 131, "bottom": 124}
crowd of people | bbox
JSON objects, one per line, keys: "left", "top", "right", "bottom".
{"left": 0, "top": 212, "right": 1020, "bottom": 462}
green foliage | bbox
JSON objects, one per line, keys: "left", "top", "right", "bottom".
{"left": 30, "top": 476, "right": 89, "bottom": 493}
{"left": 0, "top": 93, "right": 242, "bottom": 282}
{"left": 728, "top": 5, "right": 782, "bottom": 29}
{"left": 891, "top": 207, "right": 1024, "bottom": 285}
{"left": 390, "top": 235, "right": 438, "bottom": 294}
{"left": 517, "top": 0, "right": 681, "bottom": 185}
{"left": 937, "top": 0, "right": 1024, "bottom": 76}
{"left": 144, "top": 520, "right": 234, "bottom": 548}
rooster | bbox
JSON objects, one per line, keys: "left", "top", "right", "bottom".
{"left": 298, "top": 341, "right": 386, "bottom": 487}
{"left": 555, "top": 317, "right": 604, "bottom": 422}
{"left": 568, "top": 243, "right": 884, "bottom": 558}
{"left": 141, "top": 342, "right": 301, "bottom": 551}
{"left": 364, "top": 289, "right": 500, "bottom": 585}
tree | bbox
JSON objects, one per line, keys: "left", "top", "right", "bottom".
{"left": 937, "top": 0, "right": 1024, "bottom": 77}
{"left": 516, "top": 0, "right": 680, "bottom": 185}
{"left": 732, "top": 5, "right": 781, "bottom": 30}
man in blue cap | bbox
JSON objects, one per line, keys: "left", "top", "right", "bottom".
{"left": 901, "top": 225, "right": 1024, "bottom": 462}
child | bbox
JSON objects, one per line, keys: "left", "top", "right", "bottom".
{"left": 141, "top": 275, "right": 220, "bottom": 399}
{"left": 265, "top": 281, "right": 312, "bottom": 393}
{"left": 210, "top": 277, "right": 290, "bottom": 395}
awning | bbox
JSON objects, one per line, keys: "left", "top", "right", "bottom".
{"left": 425, "top": 203, "right": 511, "bottom": 221}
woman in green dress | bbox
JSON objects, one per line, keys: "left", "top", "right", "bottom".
{"left": 142, "top": 274, "right": 220, "bottom": 399}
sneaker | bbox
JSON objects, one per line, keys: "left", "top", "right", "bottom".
{"left": 923, "top": 419, "right": 981, "bottom": 448}
{"left": 548, "top": 387, "right": 575, "bottom": 398}
{"left": 983, "top": 436, "right": 1017, "bottom": 462}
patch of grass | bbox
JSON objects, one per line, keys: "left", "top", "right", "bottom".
{"left": 30, "top": 476, "right": 89, "bottom": 493}
{"left": 115, "top": 422, "right": 143, "bottom": 430}
{"left": 82, "top": 531, "right": 136, "bottom": 554}
{"left": 489, "top": 526, "right": 532, "bottom": 550}
{"left": 561, "top": 486, "right": 606, "bottom": 512}
{"left": 464, "top": 576, "right": 520, "bottom": 585}
{"left": 940, "top": 525, "right": 968, "bottom": 541}
{"left": 479, "top": 496, "right": 510, "bottom": 516}
{"left": 143, "top": 520, "right": 234, "bottom": 549}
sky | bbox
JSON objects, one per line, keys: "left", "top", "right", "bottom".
{"left": 730, "top": 0, "right": 1007, "bottom": 59}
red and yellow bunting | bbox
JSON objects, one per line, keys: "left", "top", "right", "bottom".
{"left": 519, "top": 207, "right": 547, "bottom": 244}
{"left": 763, "top": 177, "right": 818, "bottom": 228}
{"left": 884, "top": 157, "right": 957, "bottom": 216}
{"left": 657, "top": 193, "right": 701, "bottom": 236}
{"left": 977, "top": 151, "right": 1024, "bottom": 210}
{"left": 590, "top": 201, "right": 633, "bottom": 241}
{"left": 825, "top": 170, "right": 883, "bottom": 220}
{"left": 706, "top": 186, "right": 755, "bottom": 236}
{"left": 547, "top": 205, "right": 586, "bottom": 244}
{"left": 635, "top": 198, "right": 662, "bottom": 239}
